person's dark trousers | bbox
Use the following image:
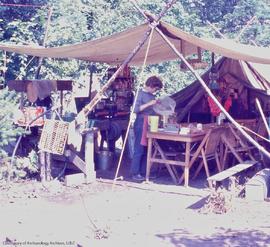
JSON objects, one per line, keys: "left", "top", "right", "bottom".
{"left": 130, "top": 117, "right": 147, "bottom": 176}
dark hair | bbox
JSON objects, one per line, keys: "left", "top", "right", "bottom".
{"left": 145, "top": 76, "right": 163, "bottom": 89}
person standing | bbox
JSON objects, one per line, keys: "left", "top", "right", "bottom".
{"left": 207, "top": 81, "right": 232, "bottom": 122}
{"left": 130, "top": 76, "right": 163, "bottom": 181}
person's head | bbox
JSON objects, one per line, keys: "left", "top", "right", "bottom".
{"left": 209, "top": 80, "right": 220, "bottom": 96}
{"left": 145, "top": 76, "right": 163, "bottom": 93}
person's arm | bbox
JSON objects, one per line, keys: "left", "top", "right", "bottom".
{"left": 138, "top": 100, "right": 157, "bottom": 112}
{"left": 134, "top": 92, "right": 156, "bottom": 113}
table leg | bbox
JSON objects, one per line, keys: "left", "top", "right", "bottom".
{"left": 146, "top": 137, "right": 153, "bottom": 182}
{"left": 184, "top": 142, "right": 191, "bottom": 187}
{"left": 154, "top": 141, "right": 179, "bottom": 184}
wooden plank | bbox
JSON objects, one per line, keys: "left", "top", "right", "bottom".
{"left": 146, "top": 137, "right": 153, "bottom": 182}
{"left": 84, "top": 131, "right": 96, "bottom": 183}
{"left": 150, "top": 158, "right": 185, "bottom": 166}
{"left": 147, "top": 130, "right": 206, "bottom": 142}
{"left": 7, "top": 80, "right": 72, "bottom": 92}
{"left": 208, "top": 161, "right": 256, "bottom": 182}
{"left": 64, "top": 149, "right": 86, "bottom": 174}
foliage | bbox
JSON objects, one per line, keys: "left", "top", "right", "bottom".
{"left": 0, "top": 88, "right": 26, "bottom": 181}
{"left": 1, "top": 1, "right": 270, "bottom": 88}
{"left": 0, "top": 150, "right": 39, "bottom": 181}
{"left": 13, "top": 150, "right": 39, "bottom": 179}
{"left": 0, "top": 88, "right": 23, "bottom": 157}
{"left": 1, "top": 0, "right": 270, "bottom": 96}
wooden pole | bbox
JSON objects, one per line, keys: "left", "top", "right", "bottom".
{"left": 206, "top": 21, "right": 226, "bottom": 38}
{"left": 235, "top": 16, "right": 257, "bottom": 42}
{"left": 77, "top": 0, "right": 177, "bottom": 122}
{"left": 110, "top": 0, "right": 177, "bottom": 185}
{"left": 134, "top": 3, "right": 270, "bottom": 159}
{"left": 35, "top": 6, "right": 53, "bottom": 79}
{"left": 256, "top": 98, "right": 270, "bottom": 137}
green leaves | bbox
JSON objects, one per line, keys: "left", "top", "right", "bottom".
{"left": 1, "top": 0, "right": 270, "bottom": 98}
{"left": 0, "top": 88, "right": 23, "bottom": 157}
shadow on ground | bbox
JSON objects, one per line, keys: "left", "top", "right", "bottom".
{"left": 95, "top": 150, "right": 209, "bottom": 190}
{"left": 157, "top": 228, "right": 270, "bottom": 247}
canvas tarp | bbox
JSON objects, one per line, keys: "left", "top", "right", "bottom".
{"left": 1, "top": 21, "right": 270, "bottom": 65}
{"left": 171, "top": 57, "right": 270, "bottom": 122}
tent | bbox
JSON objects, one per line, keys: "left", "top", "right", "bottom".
{"left": 2, "top": 19, "right": 270, "bottom": 123}
{"left": 1, "top": 21, "right": 270, "bottom": 65}
{"left": 2, "top": 19, "right": 270, "bottom": 125}
{"left": 171, "top": 57, "right": 270, "bottom": 123}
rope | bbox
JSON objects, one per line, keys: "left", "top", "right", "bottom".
{"left": 241, "top": 125, "right": 270, "bottom": 143}
{"left": 112, "top": 27, "right": 154, "bottom": 187}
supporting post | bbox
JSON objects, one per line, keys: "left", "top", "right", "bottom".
{"left": 84, "top": 130, "right": 97, "bottom": 183}
{"left": 35, "top": 6, "right": 53, "bottom": 79}
{"left": 111, "top": 0, "right": 177, "bottom": 186}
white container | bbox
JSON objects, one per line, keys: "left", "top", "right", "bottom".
{"left": 245, "top": 168, "right": 270, "bottom": 201}
{"left": 197, "top": 123, "right": 203, "bottom": 130}
{"left": 179, "top": 127, "right": 190, "bottom": 135}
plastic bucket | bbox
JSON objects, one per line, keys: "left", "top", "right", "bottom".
{"left": 148, "top": 116, "right": 159, "bottom": 132}
{"left": 95, "top": 150, "right": 114, "bottom": 171}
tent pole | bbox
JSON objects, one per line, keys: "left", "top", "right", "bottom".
{"left": 112, "top": 28, "right": 154, "bottom": 185}
{"left": 134, "top": 3, "right": 270, "bottom": 159}
{"left": 156, "top": 29, "right": 270, "bottom": 158}
{"left": 211, "top": 52, "right": 215, "bottom": 67}
{"left": 35, "top": 6, "right": 53, "bottom": 79}
{"left": 206, "top": 21, "right": 226, "bottom": 38}
{"left": 109, "top": 0, "right": 177, "bottom": 185}
{"left": 76, "top": 0, "right": 177, "bottom": 123}
{"left": 235, "top": 16, "right": 257, "bottom": 42}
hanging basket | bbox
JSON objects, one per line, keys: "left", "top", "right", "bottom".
{"left": 38, "top": 119, "right": 69, "bottom": 155}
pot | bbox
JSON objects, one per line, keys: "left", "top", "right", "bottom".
{"left": 95, "top": 150, "right": 115, "bottom": 171}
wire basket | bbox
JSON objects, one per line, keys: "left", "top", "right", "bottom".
{"left": 38, "top": 119, "right": 69, "bottom": 155}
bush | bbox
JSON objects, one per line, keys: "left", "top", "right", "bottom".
{"left": 0, "top": 88, "right": 25, "bottom": 181}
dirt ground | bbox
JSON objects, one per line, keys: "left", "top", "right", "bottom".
{"left": 0, "top": 171, "right": 270, "bottom": 247}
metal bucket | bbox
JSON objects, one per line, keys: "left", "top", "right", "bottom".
{"left": 95, "top": 150, "right": 114, "bottom": 171}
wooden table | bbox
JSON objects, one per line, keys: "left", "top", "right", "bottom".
{"left": 146, "top": 130, "right": 207, "bottom": 187}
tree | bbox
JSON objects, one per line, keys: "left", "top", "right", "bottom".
{"left": 1, "top": 0, "right": 270, "bottom": 95}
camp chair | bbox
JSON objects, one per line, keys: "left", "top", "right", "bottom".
{"left": 190, "top": 127, "right": 224, "bottom": 181}
{"left": 221, "top": 124, "right": 256, "bottom": 168}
